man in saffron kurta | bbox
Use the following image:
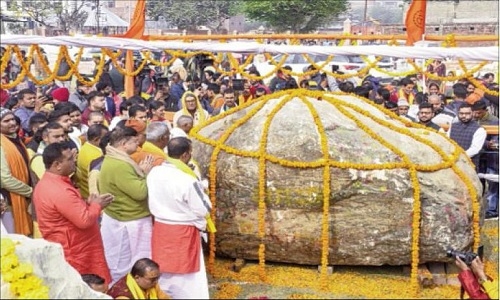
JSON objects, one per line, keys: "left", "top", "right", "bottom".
{"left": 33, "top": 142, "right": 114, "bottom": 284}
{"left": 0, "top": 108, "right": 33, "bottom": 236}
{"left": 147, "top": 137, "right": 211, "bottom": 299}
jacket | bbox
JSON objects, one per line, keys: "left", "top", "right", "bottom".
{"left": 99, "top": 156, "right": 149, "bottom": 221}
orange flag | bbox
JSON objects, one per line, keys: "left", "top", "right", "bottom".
{"left": 405, "top": 0, "right": 427, "bottom": 46}
{"left": 121, "top": 0, "right": 146, "bottom": 98}
{"left": 122, "top": 0, "right": 146, "bottom": 39}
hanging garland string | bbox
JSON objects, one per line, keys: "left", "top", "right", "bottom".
{"left": 1, "top": 39, "right": 497, "bottom": 95}
{"left": 190, "top": 88, "right": 480, "bottom": 298}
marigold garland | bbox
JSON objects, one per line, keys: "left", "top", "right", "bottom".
{"left": 1, "top": 238, "right": 50, "bottom": 299}
{"left": 1, "top": 41, "right": 497, "bottom": 95}
{"left": 299, "top": 97, "right": 331, "bottom": 289}
{"left": 204, "top": 98, "right": 270, "bottom": 276}
{"left": 256, "top": 94, "right": 295, "bottom": 281}
{"left": 190, "top": 88, "right": 482, "bottom": 298}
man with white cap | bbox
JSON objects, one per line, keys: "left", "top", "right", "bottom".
{"left": 397, "top": 99, "right": 416, "bottom": 121}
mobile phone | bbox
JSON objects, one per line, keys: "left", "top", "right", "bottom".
{"left": 477, "top": 245, "right": 484, "bottom": 260}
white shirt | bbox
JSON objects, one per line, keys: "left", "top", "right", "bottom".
{"left": 170, "top": 127, "right": 188, "bottom": 139}
{"left": 447, "top": 124, "right": 487, "bottom": 157}
{"left": 69, "top": 125, "right": 88, "bottom": 146}
{"left": 147, "top": 162, "right": 211, "bottom": 230}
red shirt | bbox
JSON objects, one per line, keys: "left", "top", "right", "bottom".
{"left": 33, "top": 172, "right": 111, "bottom": 284}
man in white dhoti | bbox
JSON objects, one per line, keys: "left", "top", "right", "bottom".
{"left": 98, "top": 126, "right": 155, "bottom": 285}
{"left": 147, "top": 137, "right": 211, "bottom": 299}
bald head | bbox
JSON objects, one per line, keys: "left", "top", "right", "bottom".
{"left": 176, "top": 115, "right": 194, "bottom": 134}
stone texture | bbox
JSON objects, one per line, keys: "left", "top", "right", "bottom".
{"left": 192, "top": 93, "right": 483, "bottom": 266}
{"left": 0, "top": 234, "right": 111, "bottom": 299}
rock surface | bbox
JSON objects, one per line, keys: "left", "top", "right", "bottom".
{"left": 0, "top": 234, "right": 111, "bottom": 299}
{"left": 192, "top": 92, "right": 483, "bottom": 266}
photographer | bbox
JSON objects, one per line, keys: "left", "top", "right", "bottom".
{"left": 456, "top": 256, "right": 498, "bottom": 299}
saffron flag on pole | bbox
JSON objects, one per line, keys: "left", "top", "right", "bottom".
{"left": 405, "top": 0, "right": 427, "bottom": 46}
{"left": 122, "top": 0, "right": 146, "bottom": 39}
{"left": 121, "top": 0, "right": 146, "bottom": 98}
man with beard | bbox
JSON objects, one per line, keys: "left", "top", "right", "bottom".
{"left": 213, "top": 88, "right": 238, "bottom": 115}
{"left": 428, "top": 94, "right": 456, "bottom": 127}
{"left": 47, "top": 107, "right": 81, "bottom": 151}
{"left": 28, "top": 122, "right": 67, "bottom": 238}
{"left": 153, "top": 82, "right": 177, "bottom": 112}
{"left": 472, "top": 99, "right": 499, "bottom": 218}
{"left": 34, "top": 142, "right": 113, "bottom": 284}
{"left": 446, "top": 83, "right": 468, "bottom": 115}
{"left": 416, "top": 102, "right": 442, "bottom": 131}
{"left": 13, "top": 89, "right": 48, "bottom": 134}
{"left": 238, "top": 81, "right": 253, "bottom": 105}
{"left": 269, "top": 66, "right": 298, "bottom": 92}
{"left": 69, "top": 79, "right": 93, "bottom": 112}
{"left": 81, "top": 91, "right": 112, "bottom": 126}
{"left": 0, "top": 108, "right": 33, "bottom": 236}
{"left": 447, "top": 103, "right": 487, "bottom": 172}
{"left": 59, "top": 102, "right": 88, "bottom": 146}
{"left": 96, "top": 82, "right": 116, "bottom": 119}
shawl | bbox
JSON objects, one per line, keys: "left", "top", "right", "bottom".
{"left": 105, "top": 145, "right": 145, "bottom": 178}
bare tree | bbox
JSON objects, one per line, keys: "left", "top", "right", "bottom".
{"left": 11, "top": 0, "right": 88, "bottom": 34}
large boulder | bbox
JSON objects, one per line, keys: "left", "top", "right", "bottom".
{"left": 0, "top": 234, "right": 111, "bottom": 299}
{"left": 191, "top": 91, "right": 483, "bottom": 266}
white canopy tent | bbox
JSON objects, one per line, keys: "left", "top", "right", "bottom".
{"left": 0, "top": 34, "right": 498, "bottom": 62}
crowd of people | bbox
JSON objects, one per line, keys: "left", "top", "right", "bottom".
{"left": 0, "top": 48, "right": 498, "bottom": 299}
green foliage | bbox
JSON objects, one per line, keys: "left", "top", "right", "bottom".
{"left": 146, "top": 0, "right": 240, "bottom": 33}
{"left": 7, "top": 23, "right": 25, "bottom": 35}
{"left": 10, "top": 0, "right": 87, "bottom": 34}
{"left": 243, "top": 0, "right": 349, "bottom": 33}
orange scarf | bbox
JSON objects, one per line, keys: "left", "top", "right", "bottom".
{"left": 1, "top": 134, "right": 33, "bottom": 235}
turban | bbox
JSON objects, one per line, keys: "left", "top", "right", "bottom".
{"left": 51, "top": 87, "right": 70, "bottom": 102}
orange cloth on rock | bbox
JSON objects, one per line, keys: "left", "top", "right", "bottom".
{"left": 1, "top": 134, "right": 33, "bottom": 236}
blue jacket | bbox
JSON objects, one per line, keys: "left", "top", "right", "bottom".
{"left": 171, "top": 82, "right": 185, "bottom": 110}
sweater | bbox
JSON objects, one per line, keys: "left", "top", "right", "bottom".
{"left": 76, "top": 142, "right": 102, "bottom": 199}
{"left": 98, "top": 156, "right": 149, "bottom": 221}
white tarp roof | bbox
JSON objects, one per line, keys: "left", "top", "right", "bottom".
{"left": 0, "top": 34, "right": 498, "bottom": 61}
{"left": 82, "top": 6, "right": 129, "bottom": 28}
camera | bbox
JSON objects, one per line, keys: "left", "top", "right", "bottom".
{"left": 446, "top": 248, "right": 478, "bottom": 265}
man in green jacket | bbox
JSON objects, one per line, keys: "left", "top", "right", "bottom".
{"left": 98, "top": 126, "right": 154, "bottom": 286}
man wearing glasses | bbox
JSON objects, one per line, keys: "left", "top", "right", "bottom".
{"left": 416, "top": 102, "right": 443, "bottom": 132}
{"left": 447, "top": 103, "right": 487, "bottom": 172}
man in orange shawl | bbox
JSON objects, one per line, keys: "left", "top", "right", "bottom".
{"left": 0, "top": 108, "right": 33, "bottom": 236}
